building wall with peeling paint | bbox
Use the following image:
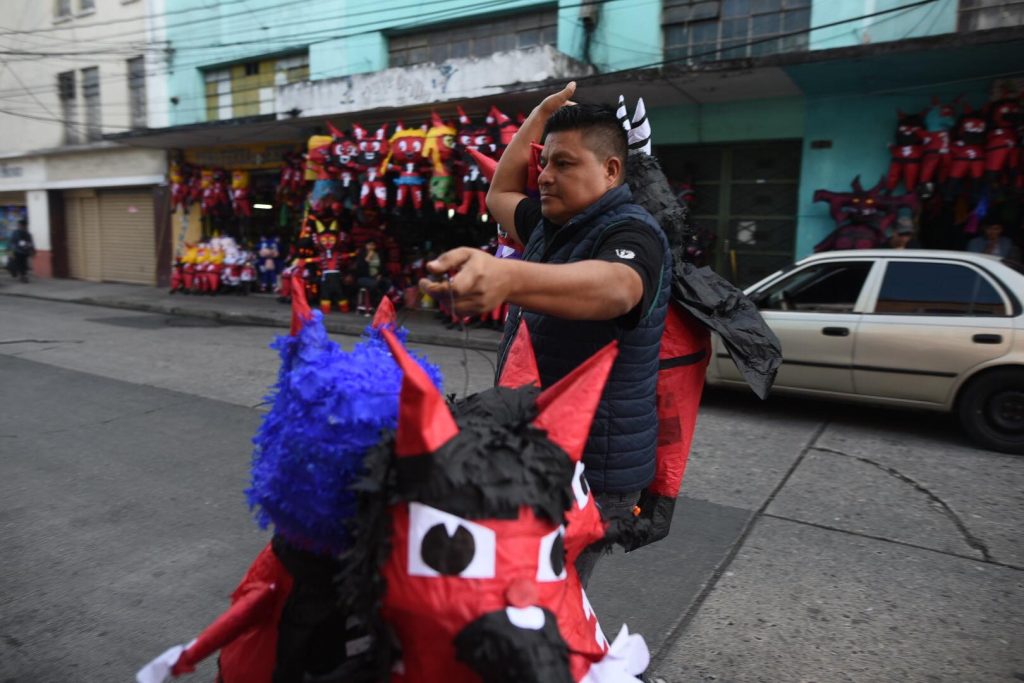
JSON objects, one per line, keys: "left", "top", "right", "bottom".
{"left": 165, "top": 0, "right": 608, "bottom": 127}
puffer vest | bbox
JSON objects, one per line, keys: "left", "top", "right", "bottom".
{"left": 496, "top": 185, "right": 671, "bottom": 493}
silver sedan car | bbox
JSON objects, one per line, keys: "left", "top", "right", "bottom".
{"left": 705, "top": 250, "right": 1024, "bottom": 454}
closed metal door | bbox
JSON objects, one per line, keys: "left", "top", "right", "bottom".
{"left": 98, "top": 189, "right": 156, "bottom": 285}
{"left": 64, "top": 190, "right": 102, "bottom": 281}
{"left": 654, "top": 140, "right": 801, "bottom": 286}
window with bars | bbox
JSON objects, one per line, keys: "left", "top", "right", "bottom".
{"left": 128, "top": 57, "right": 146, "bottom": 130}
{"left": 58, "top": 71, "right": 77, "bottom": 144}
{"left": 663, "top": 0, "right": 811, "bottom": 64}
{"left": 55, "top": 0, "right": 72, "bottom": 18}
{"left": 82, "top": 67, "right": 101, "bottom": 142}
{"left": 388, "top": 9, "right": 558, "bottom": 67}
{"left": 959, "top": 0, "right": 1024, "bottom": 30}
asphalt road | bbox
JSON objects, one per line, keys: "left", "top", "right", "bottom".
{"left": 1, "top": 296, "right": 1021, "bottom": 682}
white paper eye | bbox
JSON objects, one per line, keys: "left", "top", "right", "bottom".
{"left": 536, "top": 525, "right": 567, "bottom": 582}
{"left": 571, "top": 461, "right": 591, "bottom": 510}
{"left": 407, "top": 502, "right": 496, "bottom": 579}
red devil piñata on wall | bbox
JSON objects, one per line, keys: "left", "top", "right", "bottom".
{"left": 886, "top": 110, "right": 926, "bottom": 191}
{"left": 381, "top": 122, "right": 430, "bottom": 214}
{"left": 354, "top": 123, "right": 391, "bottom": 209}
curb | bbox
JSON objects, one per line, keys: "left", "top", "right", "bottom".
{"left": 0, "top": 290, "right": 501, "bottom": 352}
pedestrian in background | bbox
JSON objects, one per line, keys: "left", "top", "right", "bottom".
{"left": 7, "top": 218, "right": 34, "bottom": 283}
{"left": 886, "top": 217, "right": 919, "bottom": 249}
{"left": 967, "top": 220, "right": 1020, "bottom": 260}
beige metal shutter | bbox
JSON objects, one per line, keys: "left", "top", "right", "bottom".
{"left": 98, "top": 188, "right": 155, "bottom": 284}
{"left": 64, "top": 190, "right": 102, "bottom": 281}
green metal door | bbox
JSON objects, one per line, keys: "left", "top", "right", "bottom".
{"left": 654, "top": 140, "right": 802, "bottom": 286}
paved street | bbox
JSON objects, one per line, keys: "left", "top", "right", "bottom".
{"left": 1, "top": 290, "right": 1022, "bottom": 682}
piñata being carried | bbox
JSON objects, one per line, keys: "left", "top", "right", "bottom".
{"left": 340, "top": 321, "right": 652, "bottom": 683}
{"left": 137, "top": 284, "right": 441, "bottom": 683}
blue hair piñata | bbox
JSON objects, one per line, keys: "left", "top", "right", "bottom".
{"left": 247, "top": 313, "right": 443, "bottom": 555}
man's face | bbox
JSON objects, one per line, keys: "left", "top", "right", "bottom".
{"left": 890, "top": 232, "right": 911, "bottom": 249}
{"left": 538, "top": 130, "right": 619, "bottom": 226}
{"left": 985, "top": 224, "right": 1004, "bottom": 240}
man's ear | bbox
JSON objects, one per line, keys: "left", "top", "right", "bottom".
{"left": 605, "top": 155, "right": 623, "bottom": 187}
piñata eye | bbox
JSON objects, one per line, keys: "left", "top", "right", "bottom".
{"left": 571, "top": 461, "right": 591, "bottom": 510}
{"left": 407, "top": 502, "right": 496, "bottom": 578}
{"left": 537, "top": 526, "right": 567, "bottom": 582}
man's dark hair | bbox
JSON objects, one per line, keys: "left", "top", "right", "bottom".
{"left": 542, "top": 104, "right": 628, "bottom": 168}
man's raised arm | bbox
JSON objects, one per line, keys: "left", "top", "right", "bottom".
{"left": 486, "top": 82, "right": 576, "bottom": 241}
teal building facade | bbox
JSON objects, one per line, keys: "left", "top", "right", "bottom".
{"left": 147, "top": 0, "right": 1024, "bottom": 285}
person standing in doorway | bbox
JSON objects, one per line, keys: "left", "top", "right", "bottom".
{"left": 8, "top": 218, "right": 34, "bottom": 283}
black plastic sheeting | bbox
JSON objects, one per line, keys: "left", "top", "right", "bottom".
{"left": 627, "top": 151, "right": 782, "bottom": 400}
{"left": 671, "top": 258, "right": 781, "bottom": 400}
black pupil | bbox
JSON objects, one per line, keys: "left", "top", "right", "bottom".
{"left": 579, "top": 472, "right": 590, "bottom": 497}
{"left": 549, "top": 533, "right": 565, "bottom": 576}
{"left": 422, "top": 524, "right": 475, "bottom": 575}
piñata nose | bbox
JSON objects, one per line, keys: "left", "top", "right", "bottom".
{"left": 505, "top": 578, "right": 537, "bottom": 608}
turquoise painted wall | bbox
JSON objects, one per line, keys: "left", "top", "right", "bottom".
{"left": 166, "top": 0, "right": 556, "bottom": 126}
{"left": 648, "top": 97, "right": 805, "bottom": 145}
{"left": 810, "top": 0, "right": 957, "bottom": 51}
{"left": 794, "top": 83, "right": 989, "bottom": 257}
{"left": 559, "top": 0, "right": 662, "bottom": 72}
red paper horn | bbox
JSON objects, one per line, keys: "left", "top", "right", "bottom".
{"left": 498, "top": 319, "right": 540, "bottom": 388}
{"left": 488, "top": 104, "right": 510, "bottom": 125}
{"left": 326, "top": 121, "right": 344, "bottom": 139}
{"left": 467, "top": 147, "right": 498, "bottom": 182}
{"left": 289, "top": 271, "right": 312, "bottom": 336}
{"left": 456, "top": 105, "right": 471, "bottom": 125}
{"left": 532, "top": 341, "right": 618, "bottom": 462}
{"left": 372, "top": 296, "right": 397, "bottom": 329}
{"left": 381, "top": 328, "right": 459, "bottom": 457}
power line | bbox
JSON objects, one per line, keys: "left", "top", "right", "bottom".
{"left": 0, "top": 0, "right": 947, "bottom": 136}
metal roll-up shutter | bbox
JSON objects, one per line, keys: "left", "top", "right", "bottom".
{"left": 98, "top": 188, "right": 155, "bottom": 284}
{"left": 64, "top": 190, "right": 102, "bottom": 281}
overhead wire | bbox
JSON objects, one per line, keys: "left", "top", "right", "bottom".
{"left": 0, "top": 0, "right": 538, "bottom": 99}
{"left": 0, "top": 0, "right": 949, "bottom": 138}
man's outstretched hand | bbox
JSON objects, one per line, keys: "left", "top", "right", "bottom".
{"left": 419, "top": 248, "right": 511, "bottom": 316}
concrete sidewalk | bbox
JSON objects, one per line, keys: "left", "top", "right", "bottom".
{"left": 0, "top": 276, "right": 503, "bottom": 351}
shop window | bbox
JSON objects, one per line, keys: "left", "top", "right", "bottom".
{"left": 128, "top": 57, "right": 146, "bottom": 130}
{"left": 959, "top": 0, "right": 1024, "bottom": 30}
{"left": 875, "top": 262, "right": 1007, "bottom": 316}
{"left": 388, "top": 9, "right": 558, "bottom": 67}
{"left": 55, "top": 0, "right": 72, "bottom": 18}
{"left": 663, "top": 0, "right": 811, "bottom": 63}
{"left": 82, "top": 67, "right": 101, "bottom": 142}
{"left": 58, "top": 70, "right": 77, "bottom": 144}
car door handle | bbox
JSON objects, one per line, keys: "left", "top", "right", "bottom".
{"left": 972, "top": 334, "right": 1003, "bottom": 344}
{"left": 822, "top": 327, "right": 850, "bottom": 337}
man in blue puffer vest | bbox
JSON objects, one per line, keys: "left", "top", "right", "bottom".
{"left": 420, "top": 82, "right": 670, "bottom": 586}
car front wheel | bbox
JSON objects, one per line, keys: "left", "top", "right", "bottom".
{"left": 958, "top": 368, "right": 1024, "bottom": 455}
